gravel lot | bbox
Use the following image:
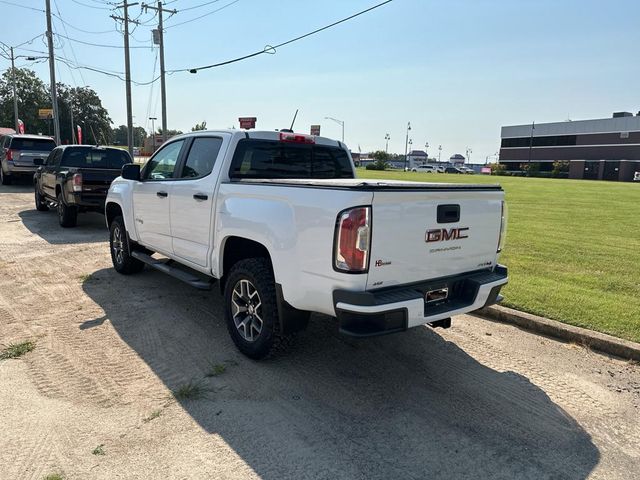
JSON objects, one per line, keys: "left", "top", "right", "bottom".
{"left": 1, "top": 182, "right": 639, "bottom": 480}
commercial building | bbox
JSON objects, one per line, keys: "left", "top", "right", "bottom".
{"left": 499, "top": 112, "right": 640, "bottom": 181}
{"left": 406, "top": 150, "right": 428, "bottom": 169}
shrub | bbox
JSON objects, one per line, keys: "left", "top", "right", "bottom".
{"left": 490, "top": 163, "right": 507, "bottom": 176}
{"left": 552, "top": 160, "right": 570, "bottom": 178}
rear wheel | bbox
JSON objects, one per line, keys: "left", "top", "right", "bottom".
{"left": 224, "top": 258, "right": 288, "bottom": 360}
{"left": 0, "top": 167, "right": 11, "bottom": 185}
{"left": 34, "top": 184, "right": 49, "bottom": 211}
{"left": 109, "top": 216, "right": 145, "bottom": 274}
{"left": 57, "top": 191, "right": 78, "bottom": 227}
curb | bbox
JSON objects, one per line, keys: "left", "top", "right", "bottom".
{"left": 476, "top": 305, "right": 640, "bottom": 362}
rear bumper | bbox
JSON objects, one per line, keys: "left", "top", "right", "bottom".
{"left": 68, "top": 192, "right": 107, "bottom": 210}
{"left": 333, "top": 265, "right": 508, "bottom": 337}
{"left": 2, "top": 161, "right": 37, "bottom": 175}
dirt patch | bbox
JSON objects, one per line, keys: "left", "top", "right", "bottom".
{"left": 1, "top": 185, "right": 639, "bottom": 479}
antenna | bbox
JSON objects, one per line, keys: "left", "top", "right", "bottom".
{"left": 289, "top": 109, "right": 299, "bottom": 131}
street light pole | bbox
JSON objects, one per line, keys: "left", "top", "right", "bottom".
{"left": 385, "top": 133, "right": 390, "bottom": 153}
{"left": 70, "top": 95, "right": 75, "bottom": 143}
{"left": 404, "top": 122, "right": 411, "bottom": 170}
{"left": 149, "top": 117, "right": 157, "bottom": 152}
{"left": 527, "top": 121, "right": 535, "bottom": 172}
{"left": 324, "top": 116, "right": 344, "bottom": 143}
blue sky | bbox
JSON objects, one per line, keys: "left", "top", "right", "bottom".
{"left": 2, "top": 0, "right": 640, "bottom": 161}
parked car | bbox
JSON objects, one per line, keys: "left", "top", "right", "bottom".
{"left": 444, "top": 166, "right": 464, "bottom": 174}
{"left": 34, "top": 145, "right": 132, "bottom": 227}
{"left": 459, "top": 166, "right": 476, "bottom": 174}
{"left": 106, "top": 130, "right": 508, "bottom": 359}
{"left": 411, "top": 165, "right": 437, "bottom": 173}
{"left": 1, "top": 134, "right": 56, "bottom": 185}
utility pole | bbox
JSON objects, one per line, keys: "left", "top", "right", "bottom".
{"left": 45, "top": 0, "right": 61, "bottom": 144}
{"left": 10, "top": 47, "right": 19, "bottom": 133}
{"left": 438, "top": 144, "right": 442, "bottom": 163}
{"left": 143, "top": 2, "right": 177, "bottom": 143}
{"left": 112, "top": 2, "right": 139, "bottom": 158}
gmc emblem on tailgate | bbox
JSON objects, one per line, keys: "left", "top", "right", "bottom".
{"left": 426, "top": 227, "right": 469, "bottom": 243}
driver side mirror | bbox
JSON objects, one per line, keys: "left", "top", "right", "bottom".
{"left": 121, "top": 163, "right": 141, "bottom": 181}
{"left": 33, "top": 158, "right": 44, "bottom": 166}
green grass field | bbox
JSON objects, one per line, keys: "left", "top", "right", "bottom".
{"left": 357, "top": 168, "right": 640, "bottom": 343}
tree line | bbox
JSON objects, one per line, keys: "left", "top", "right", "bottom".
{"left": 0, "top": 67, "right": 187, "bottom": 147}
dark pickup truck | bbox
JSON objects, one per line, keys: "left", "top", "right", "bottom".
{"left": 34, "top": 145, "right": 132, "bottom": 227}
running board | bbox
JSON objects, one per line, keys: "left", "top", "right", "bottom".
{"left": 131, "top": 251, "right": 214, "bottom": 290}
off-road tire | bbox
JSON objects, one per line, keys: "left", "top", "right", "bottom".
{"left": 109, "top": 216, "right": 145, "bottom": 275}
{"left": 57, "top": 191, "right": 78, "bottom": 227}
{"left": 224, "top": 258, "right": 290, "bottom": 360}
{"left": 34, "top": 184, "right": 49, "bottom": 211}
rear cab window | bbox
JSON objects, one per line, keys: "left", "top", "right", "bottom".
{"left": 10, "top": 138, "right": 56, "bottom": 152}
{"left": 61, "top": 148, "right": 131, "bottom": 169}
{"left": 229, "top": 139, "right": 354, "bottom": 179}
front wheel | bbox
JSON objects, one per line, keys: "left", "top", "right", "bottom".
{"left": 34, "top": 184, "right": 49, "bottom": 211}
{"left": 57, "top": 191, "right": 77, "bottom": 227}
{"left": 224, "top": 258, "right": 288, "bottom": 360}
{"left": 109, "top": 216, "right": 145, "bottom": 275}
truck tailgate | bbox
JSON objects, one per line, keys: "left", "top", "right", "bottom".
{"left": 77, "top": 168, "right": 121, "bottom": 194}
{"left": 367, "top": 187, "right": 504, "bottom": 290}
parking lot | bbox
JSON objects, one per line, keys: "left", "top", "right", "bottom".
{"left": 1, "top": 181, "right": 639, "bottom": 480}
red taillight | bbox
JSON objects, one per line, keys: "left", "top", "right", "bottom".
{"left": 334, "top": 206, "right": 371, "bottom": 273}
{"left": 279, "top": 132, "right": 315, "bottom": 144}
{"left": 6, "top": 149, "right": 14, "bottom": 161}
{"left": 72, "top": 173, "right": 83, "bottom": 192}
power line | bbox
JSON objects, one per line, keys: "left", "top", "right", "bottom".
{"left": 164, "top": 0, "right": 239, "bottom": 30}
{"left": 69, "top": 0, "right": 113, "bottom": 10}
{"left": 51, "top": 13, "right": 114, "bottom": 34}
{"left": 171, "top": 0, "right": 394, "bottom": 73}
{"left": 0, "top": 0, "right": 44, "bottom": 12}
{"left": 53, "top": 0, "right": 86, "bottom": 86}
{"left": 54, "top": 32, "right": 152, "bottom": 49}
{"left": 179, "top": 0, "right": 224, "bottom": 13}
{"left": 54, "top": 54, "right": 160, "bottom": 85}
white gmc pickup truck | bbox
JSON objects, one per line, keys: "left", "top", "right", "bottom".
{"left": 106, "top": 130, "right": 508, "bottom": 359}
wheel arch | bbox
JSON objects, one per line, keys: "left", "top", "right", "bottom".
{"left": 105, "top": 201, "right": 124, "bottom": 229}
{"left": 219, "top": 236, "right": 309, "bottom": 335}
{"left": 219, "top": 236, "right": 272, "bottom": 290}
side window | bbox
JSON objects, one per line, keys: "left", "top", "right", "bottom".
{"left": 142, "top": 140, "right": 184, "bottom": 180}
{"left": 46, "top": 149, "right": 61, "bottom": 166}
{"left": 180, "top": 137, "right": 223, "bottom": 179}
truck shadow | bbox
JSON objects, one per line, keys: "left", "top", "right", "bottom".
{"left": 0, "top": 177, "right": 33, "bottom": 193}
{"left": 19, "top": 209, "right": 107, "bottom": 244}
{"left": 82, "top": 268, "right": 599, "bottom": 479}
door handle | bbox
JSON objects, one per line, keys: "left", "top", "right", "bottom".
{"left": 156, "top": 191, "right": 168, "bottom": 198}
{"left": 193, "top": 193, "right": 208, "bottom": 201}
